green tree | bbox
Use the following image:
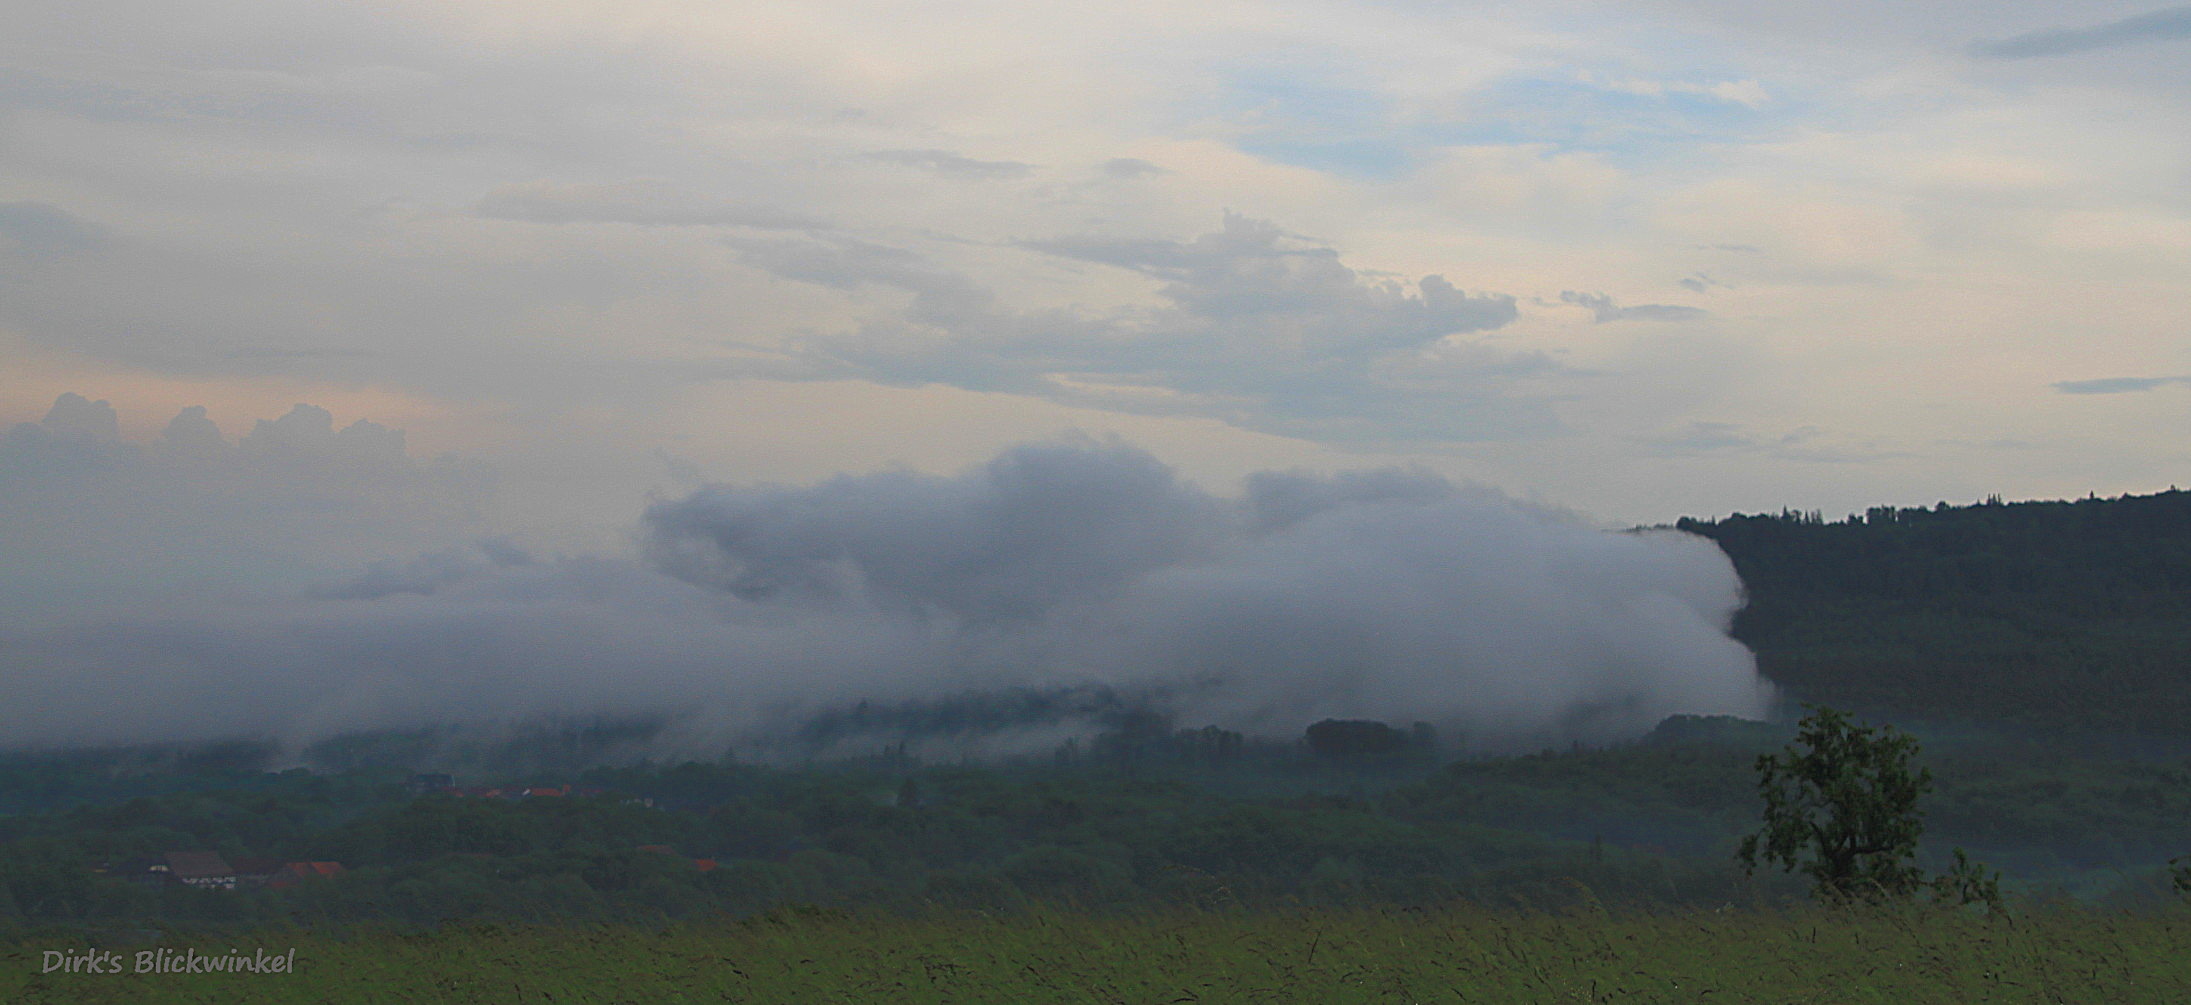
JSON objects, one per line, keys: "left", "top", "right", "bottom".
{"left": 1738, "top": 706, "right": 1932, "bottom": 901}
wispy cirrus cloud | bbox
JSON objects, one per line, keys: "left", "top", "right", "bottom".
{"left": 1639, "top": 421, "right": 1904, "bottom": 464}
{"left": 1972, "top": 6, "right": 2191, "bottom": 60}
{"left": 476, "top": 180, "right": 825, "bottom": 230}
{"left": 1558, "top": 290, "right": 1708, "bottom": 323}
{"left": 2052, "top": 375, "right": 2191, "bottom": 394}
{"left": 861, "top": 149, "right": 1036, "bottom": 180}
{"left": 722, "top": 213, "right": 1558, "bottom": 443}
{"left": 0, "top": 201, "right": 107, "bottom": 256}
{"left": 1100, "top": 158, "right": 1169, "bottom": 179}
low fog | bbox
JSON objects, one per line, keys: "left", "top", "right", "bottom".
{"left": 0, "top": 394, "right": 1772, "bottom": 755}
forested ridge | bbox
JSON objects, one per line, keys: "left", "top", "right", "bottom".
{"left": 1675, "top": 487, "right": 2191, "bottom": 734}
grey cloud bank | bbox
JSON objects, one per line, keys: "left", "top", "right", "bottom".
{"left": 1, "top": 407, "right": 1771, "bottom": 753}
{"left": 0, "top": 394, "right": 491, "bottom": 617}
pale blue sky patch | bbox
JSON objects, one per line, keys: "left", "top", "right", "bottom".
{"left": 2052, "top": 376, "right": 2191, "bottom": 394}
{"left": 1422, "top": 71, "right": 1789, "bottom": 167}
{"left": 1206, "top": 68, "right": 1419, "bottom": 179}
{"left": 1214, "top": 68, "right": 1787, "bottom": 178}
{"left": 1232, "top": 136, "right": 1417, "bottom": 180}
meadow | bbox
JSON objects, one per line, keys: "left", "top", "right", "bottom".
{"left": 5, "top": 902, "right": 2186, "bottom": 1003}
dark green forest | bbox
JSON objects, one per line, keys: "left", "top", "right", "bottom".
{"left": 5, "top": 488, "right": 2191, "bottom": 931}
{"left": 1677, "top": 487, "right": 2191, "bottom": 735}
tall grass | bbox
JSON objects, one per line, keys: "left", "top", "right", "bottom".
{"left": 4, "top": 901, "right": 2185, "bottom": 1003}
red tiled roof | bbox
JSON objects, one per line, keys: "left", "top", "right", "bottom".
{"left": 164, "top": 851, "right": 232, "bottom": 880}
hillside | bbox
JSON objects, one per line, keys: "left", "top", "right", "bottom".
{"left": 1675, "top": 488, "right": 2191, "bottom": 735}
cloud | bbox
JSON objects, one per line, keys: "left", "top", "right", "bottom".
{"left": 475, "top": 180, "right": 824, "bottom": 230}
{"left": 645, "top": 439, "right": 1224, "bottom": 622}
{"left": 38, "top": 391, "right": 122, "bottom": 440}
{"left": 13, "top": 0, "right": 2178, "bottom": 538}
{"left": 218, "top": 345, "right": 374, "bottom": 361}
{"left": 0, "top": 393, "right": 138, "bottom": 476}
{"left": 1638, "top": 421, "right": 1902, "bottom": 464}
{"left": 0, "top": 201, "right": 105, "bottom": 256}
{"left": 861, "top": 149, "right": 1036, "bottom": 180}
{"left": 0, "top": 394, "right": 492, "bottom": 617}
{"left": 1559, "top": 290, "right": 1709, "bottom": 323}
{"left": 1020, "top": 215, "right": 1516, "bottom": 339}
{"left": 1972, "top": 7, "right": 2191, "bottom": 60}
{"left": 1589, "top": 75, "right": 1771, "bottom": 110}
{"left": 310, "top": 538, "right": 533, "bottom": 600}
{"left": 1100, "top": 158, "right": 1169, "bottom": 179}
{"left": 723, "top": 232, "right": 995, "bottom": 322}
{"left": 724, "top": 213, "right": 1550, "bottom": 443}
{"left": 0, "top": 437, "right": 1770, "bottom": 752}
{"left": 2051, "top": 375, "right": 2191, "bottom": 394}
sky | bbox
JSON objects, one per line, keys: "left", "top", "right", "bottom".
{"left": 8, "top": 0, "right": 2191, "bottom": 531}
{"left": 3, "top": 1, "right": 2189, "bottom": 749}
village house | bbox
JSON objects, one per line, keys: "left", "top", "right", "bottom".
{"left": 100, "top": 856, "right": 172, "bottom": 889}
{"left": 229, "top": 859, "right": 286, "bottom": 887}
{"left": 163, "top": 850, "right": 235, "bottom": 890}
{"left": 96, "top": 854, "right": 344, "bottom": 891}
{"left": 267, "top": 861, "right": 346, "bottom": 888}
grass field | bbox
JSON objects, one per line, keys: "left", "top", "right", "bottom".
{"left": 5, "top": 902, "right": 2187, "bottom": 1003}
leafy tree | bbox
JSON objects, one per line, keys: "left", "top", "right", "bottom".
{"left": 1738, "top": 706, "right": 1933, "bottom": 901}
{"left": 1932, "top": 848, "right": 2002, "bottom": 910}
{"left": 2169, "top": 855, "right": 2191, "bottom": 897}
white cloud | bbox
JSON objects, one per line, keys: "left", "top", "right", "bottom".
{"left": 1, "top": 438, "right": 1770, "bottom": 750}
